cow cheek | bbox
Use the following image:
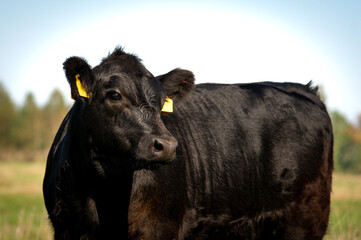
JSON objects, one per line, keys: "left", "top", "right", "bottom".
{"left": 82, "top": 109, "right": 118, "bottom": 150}
{"left": 113, "top": 128, "right": 133, "bottom": 152}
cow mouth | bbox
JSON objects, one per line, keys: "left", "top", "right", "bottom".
{"left": 132, "top": 155, "right": 175, "bottom": 170}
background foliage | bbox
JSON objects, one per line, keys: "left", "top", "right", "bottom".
{"left": 331, "top": 111, "right": 361, "bottom": 173}
{"left": 0, "top": 82, "right": 69, "bottom": 162}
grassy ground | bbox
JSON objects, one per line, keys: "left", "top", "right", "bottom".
{"left": 0, "top": 161, "right": 360, "bottom": 239}
{"left": 325, "top": 174, "right": 361, "bottom": 239}
{"left": 0, "top": 161, "right": 52, "bottom": 240}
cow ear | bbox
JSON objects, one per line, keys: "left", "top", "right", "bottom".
{"left": 156, "top": 68, "right": 195, "bottom": 102}
{"left": 63, "top": 56, "right": 93, "bottom": 100}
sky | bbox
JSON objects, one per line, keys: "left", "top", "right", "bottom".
{"left": 0, "top": 0, "right": 360, "bottom": 124}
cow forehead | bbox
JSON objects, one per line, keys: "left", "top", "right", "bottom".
{"left": 92, "top": 62, "right": 165, "bottom": 104}
{"left": 101, "top": 73, "right": 138, "bottom": 98}
{"left": 90, "top": 50, "right": 166, "bottom": 102}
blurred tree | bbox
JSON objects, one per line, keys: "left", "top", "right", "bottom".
{"left": 42, "top": 89, "right": 69, "bottom": 149}
{"left": 0, "top": 88, "right": 70, "bottom": 161}
{"left": 0, "top": 82, "right": 16, "bottom": 149}
{"left": 331, "top": 111, "right": 361, "bottom": 173}
{"left": 351, "top": 113, "right": 361, "bottom": 143}
{"left": 14, "top": 93, "right": 42, "bottom": 150}
{"left": 44, "top": 89, "right": 67, "bottom": 113}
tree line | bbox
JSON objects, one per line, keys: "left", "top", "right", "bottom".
{"left": 0, "top": 82, "right": 69, "bottom": 161}
{"left": 0, "top": 81, "right": 360, "bottom": 173}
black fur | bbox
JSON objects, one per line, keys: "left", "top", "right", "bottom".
{"left": 43, "top": 47, "right": 333, "bottom": 239}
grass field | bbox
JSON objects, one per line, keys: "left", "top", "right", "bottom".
{"left": 325, "top": 174, "right": 361, "bottom": 239}
{"left": 0, "top": 161, "right": 52, "bottom": 240}
{"left": 0, "top": 161, "right": 360, "bottom": 239}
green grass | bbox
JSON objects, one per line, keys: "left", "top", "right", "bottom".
{"left": 0, "top": 161, "right": 52, "bottom": 240}
{"left": 0, "top": 161, "right": 360, "bottom": 239}
{"left": 327, "top": 200, "right": 361, "bottom": 239}
{"left": 324, "top": 173, "right": 361, "bottom": 240}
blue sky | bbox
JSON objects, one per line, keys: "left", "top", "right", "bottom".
{"left": 0, "top": 0, "right": 360, "bottom": 123}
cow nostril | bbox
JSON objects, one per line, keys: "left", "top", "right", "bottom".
{"left": 154, "top": 140, "right": 164, "bottom": 151}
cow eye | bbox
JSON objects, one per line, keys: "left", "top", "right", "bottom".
{"left": 107, "top": 91, "right": 122, "bottom": 101}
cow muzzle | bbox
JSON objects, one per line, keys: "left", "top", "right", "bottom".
{"left": 137, "top": 135, "right": 178, "bottom": 163}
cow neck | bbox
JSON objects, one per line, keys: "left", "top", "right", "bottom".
{"left": 65, "top": 101, "right": 96, "bottom": 192}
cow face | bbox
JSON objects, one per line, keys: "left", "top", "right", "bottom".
{"left": 63, "top": 47, "right": 194, "bottom": 169}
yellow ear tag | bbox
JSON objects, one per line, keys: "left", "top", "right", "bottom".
{"left": 75, "top": 74, "right": 89, "bottom": 98}
{"left": 161, "top": 97, "right": 173, "bottom": 113}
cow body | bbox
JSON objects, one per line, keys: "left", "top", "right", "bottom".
{"left": 43, "top": 48, "right": 333, "bottom": 240}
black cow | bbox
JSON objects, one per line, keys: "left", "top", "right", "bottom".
{"left": 43, "top": 47, "right": 333, "bottom": 240}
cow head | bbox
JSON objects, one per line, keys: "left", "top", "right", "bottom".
{"left": 63, "top": 47, "right": 194, "bottom": 170}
